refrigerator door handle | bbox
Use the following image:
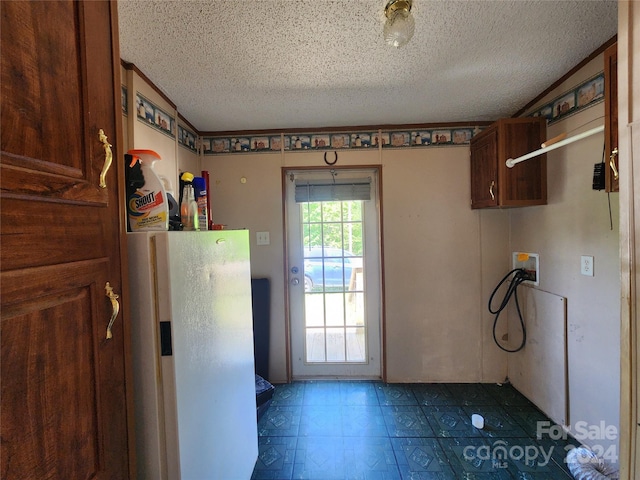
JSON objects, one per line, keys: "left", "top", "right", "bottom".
{"left": 105, "top": 282, "right": 120, "bottom": 339}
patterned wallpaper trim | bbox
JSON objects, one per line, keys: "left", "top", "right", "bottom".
{"left": 135, "top": 92, "right": 176, "bottom": 139}
{"left": 527, "top": 72, "right": 604, "bottom": 124}
{"left": 178, "top": 124, "right": 198, "bottom": 153}
{"left": 122, "top": 72, "right": 604, "bottom": 155}
{"left": 202, "top": 126, "right": 483, "bottom": 155}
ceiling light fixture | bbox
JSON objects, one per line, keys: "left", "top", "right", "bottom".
{"left": 383, "top": 0, "right": 415, "bottom": 48}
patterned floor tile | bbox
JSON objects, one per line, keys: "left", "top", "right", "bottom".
{"left": 342, "top": 405, "right": 388, "bottom": 437}
{"left": 271, "top": 383, "right": 306, "bottom": 406}
{"left": 461, "top": 405, "right": 528, "bottom": 438}
{"left": 481, "top": 383, "right": 535, "bottom": 407}
{"left": 422, "top": 405, "right": 483, "bottom": 438}
{"left": 438, "top": 437, "right": 512, "bottom": 479}
{"left": 344, "top": 437, "right": 402, "bottom": 479}
{"left": 506, "top": 404, "right": 556, "bottom": 438}
{"left": 340, "top": 380, "right": 380, "bottom": 405}
{"left": 259, "top": 405, "right": 302, "bottom": 437}
{"left": 299, "top": 406, "right": 342, "bottom": 436}
{"left": 303, "top": 381, "right": 342, "bottom": 406}
{"left": 382, "top": 405, "right": 435, "bottom": 437}
{"left": 411, "top": 384, "right": 458, "bottom": 406}
{"left": 445, "top": 384, "right": 498, "bottom": 406}
{"left": 391, "top": 437, "right": 457, "bottom": 479}
{"left": 293, "top": 437, "right": 345, "bottom": 479}
{"left": 376, "top": 384, "right": 418, "bottom": 406}
{"left": 493, "top": 437, "right": 574, "bottom": 479}
{"left": 252, "top": 437, "right": 297, "bottom": 480}
{"left": 252, "top": 382, "right": 581, "bottom": 479}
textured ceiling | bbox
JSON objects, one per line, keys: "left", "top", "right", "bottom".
{"left": 117, "top": 0, "right": 617, "bottom": 133}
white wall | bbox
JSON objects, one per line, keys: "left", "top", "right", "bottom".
{"left": 509, "top": 53, "right": 620, "bottom": 454}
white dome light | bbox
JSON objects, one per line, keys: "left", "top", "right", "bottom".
{"left": 384, "top": 0, "right": 415, "bottom": 48}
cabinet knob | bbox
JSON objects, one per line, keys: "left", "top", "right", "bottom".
{"left": 489, "top": 180, "right": 495, "bottom": 201}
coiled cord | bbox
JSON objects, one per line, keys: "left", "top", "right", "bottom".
{"left": 488, "top": 268, "right": 530, "bottom": 353}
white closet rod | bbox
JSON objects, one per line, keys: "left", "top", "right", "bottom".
{"left": 505, "top": 125, "right": 604, "bottom": 168}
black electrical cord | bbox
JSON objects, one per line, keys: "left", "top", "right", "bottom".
{"left": 488, "top": 268, "right": 530, "bottom": 353}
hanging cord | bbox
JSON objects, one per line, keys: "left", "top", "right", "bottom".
{"left": 488, "top": 268, "right": 531, "bottom": 353}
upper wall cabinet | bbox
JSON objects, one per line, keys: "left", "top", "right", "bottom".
{"left": 604, "top": 42, "right": 619, "bottom": 192}
{"left": 470, "top": 117, "right": 547, "bottom": 209}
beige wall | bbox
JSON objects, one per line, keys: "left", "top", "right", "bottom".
{"left": 177, "top": 119, "right": 200, "bottom": 191}
{"left": 512, "top": 53, "right": 620, "bottom": 454}
{"left": 125, "top": 69, "right": 181, "bottom": 191}
{"left": 382, "top": 147, "right": 507, "bottom": 382}
{"left": 204, "top": 145, "right": 509, "bottom": 384}
{"left": 202, "top": 55, "right": 621, "bottom": 461}
{"left": 122, "top": 69, "right": 203, "bottom": 207}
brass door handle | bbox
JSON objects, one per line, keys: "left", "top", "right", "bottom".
{"left": 610, "top": 147, "right": 619, "bottom": 181}
{"left": 99, "top": 129, "right": 113, "bottom": 188}
{"left": 489, "top": 180, "right": 495, "bottom": 201}
{"left": 105, "top": 282, "right": 120, "bottom": 339}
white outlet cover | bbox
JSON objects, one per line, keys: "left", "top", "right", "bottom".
{"left": 256, "top": 231, "right": 270, "bottom": 246}
{"left": 581, "top": 255, "right": 594, "bottom": 276}
{"left": 512, "top": 252, "right": 540, "bottom": 286}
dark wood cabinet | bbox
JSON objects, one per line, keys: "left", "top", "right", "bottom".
{"left": 470, "top": 117, "right": 547, "bottom": 209}
{"left": 604, "top": 42, "right": 619, "bottom": 192}
{"left": 1, "top": 1, "right": 132, "bottom": 479}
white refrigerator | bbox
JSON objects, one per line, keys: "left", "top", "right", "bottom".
{"left": 127, "top": 230, "right": 258, "bottom": 480}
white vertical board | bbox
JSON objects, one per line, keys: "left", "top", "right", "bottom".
{"left": 507, "top": 287, "right": 568, "bottom": 426}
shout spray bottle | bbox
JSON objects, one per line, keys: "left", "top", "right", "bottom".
{"left": 127, "top": 149, "right": 169, "bottom": 231}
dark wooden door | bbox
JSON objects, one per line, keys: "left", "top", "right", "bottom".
{"left": 470, "top": 127, "right": 499, "bottom": 209}
{"left": 605, "top": 42, "right": 619, "bottom": 192}
{"left": 1, "top": 1, "right": 131, "bottom": 479}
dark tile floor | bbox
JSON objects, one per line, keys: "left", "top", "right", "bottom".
{"left": 251, "top": 381, "right": 578, "bottom": 480}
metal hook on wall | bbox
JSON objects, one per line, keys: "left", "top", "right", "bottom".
{"left": 324, "top": 151, "right": 338, "bottom": 166}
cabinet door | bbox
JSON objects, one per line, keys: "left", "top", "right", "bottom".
{"left": 1, "top": 2, "right": 131, "bottom": 479}
{"left": 499, "top": 118, "right": 547, "bottom": 206}
{"left": 470, "top": 128, "right": 499, "bottom": 209}
{"left": 605, "top": 43, "right": 619, "bottom": 192}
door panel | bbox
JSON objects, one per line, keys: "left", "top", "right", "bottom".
{"left": 604, "top": 42, "right": 619, "bottom": 192}
{"left": 2, "top": 269, "right": 102, "bottom": 479}
{"left": 286, "top": 169, "right": 381, "bottom": 378}
{"left": 1, "top": 260, "right": 129, "bottom": 480}
{"left": 470, "top": 128, "right": 498, "bottom": 208}
{"left": 1, "top": 0, "right": 110, "bottom": 206}
{"left": 0, "top": 1, "right": 84, "bottom": 169}
{"left": 0, "top": 198, "right": 109, "bottom": 271}
{"left": 0, "top": 1, "right": 130, "bottom": 478}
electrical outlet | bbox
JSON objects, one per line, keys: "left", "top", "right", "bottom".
{"left": 256, "top": 231, "right": 270, "bottom": 246}
{"left": 581, "top": 255, "right": 594, "bottom": 276}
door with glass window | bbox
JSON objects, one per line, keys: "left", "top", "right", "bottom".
{"left": 285, "top": 168, "right": 381, "bottom": 378}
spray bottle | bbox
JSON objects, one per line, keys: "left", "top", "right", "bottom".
{"left": 180, "top": 172, "right": 199, "bottom": 231}
{"left": 127, "top": 149, "right": 169, "bottom": 231}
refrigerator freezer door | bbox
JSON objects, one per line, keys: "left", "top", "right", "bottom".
{"left": 157, "top": 230, "right": 258, "bottom": 480}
